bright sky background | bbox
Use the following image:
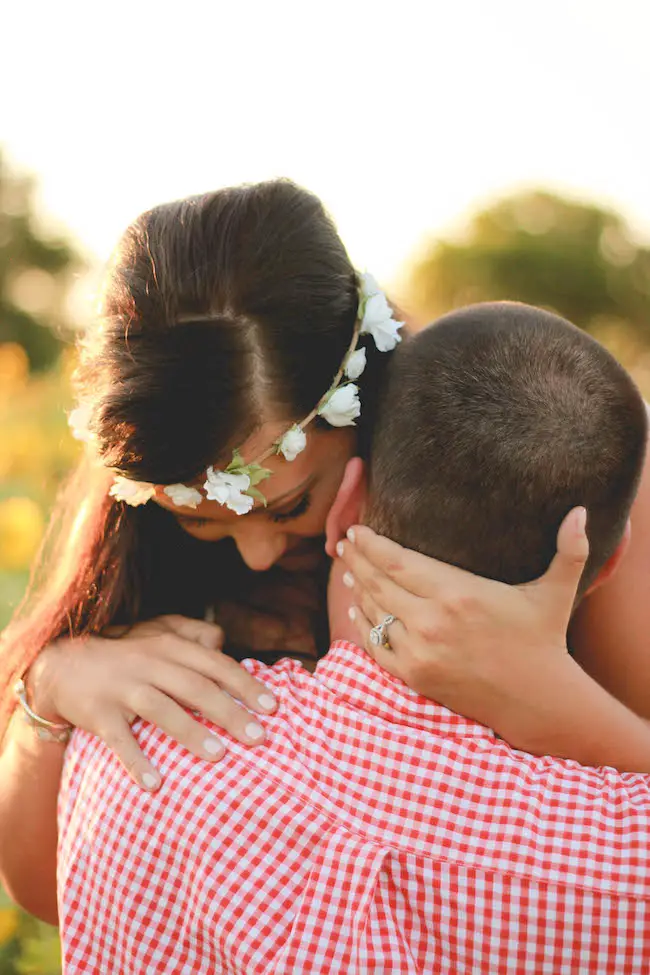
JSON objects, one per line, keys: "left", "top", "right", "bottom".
{"left": 1, "top": 0, "right": 649, "bottom": 287}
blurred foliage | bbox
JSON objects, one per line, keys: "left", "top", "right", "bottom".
{"left": 407, "top": 190, "right": 650, "bottom": 393}
{"left": 0, "top": 152, "right": 82, "bottom": 372}
{"left": 0, "top": 347, "right": 78, "bottom": 627}
{"left": 0, "top": 889, "right": 60, "bottom": 974}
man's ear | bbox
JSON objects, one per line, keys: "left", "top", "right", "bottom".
{"left": 583, "top": 519, "right": 631, "bottom": 597}
{"left": 325, "top": 457, "right": 367, "bottom": 558}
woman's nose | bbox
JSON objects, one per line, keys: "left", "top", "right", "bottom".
{"left": 233, "top": 527, "right": 289, "bottom": 572}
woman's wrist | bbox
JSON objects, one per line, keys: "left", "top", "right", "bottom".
{"left": 23, "top": 642, "right": 69, "bottom": 726}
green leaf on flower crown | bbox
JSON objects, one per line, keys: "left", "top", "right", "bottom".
{"left": 245, "top": 486, "right": 268, "bottom": 505}
{"left": 247, "top": 465, "right": 273, "bottom": 486}
{"left": 225, "top": 449, "right": 245, "bottom": 473}
{"left": 224, "top": 450, "right": 272, "bottom": 486}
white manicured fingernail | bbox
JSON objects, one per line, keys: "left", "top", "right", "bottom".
{"left": 245, "top": 722, "right": 265, "bottom": 741}
{"left": 336, "top": 541, "right": 345, "bottom": 557}
{"left": 346, "top": 527, "right": 356, "bottom": 543}
{"left": 575, "top": 506, "right": 587, "bottom": 534}
{"left": 258, "top": 694, "right": 276, "bottom": 711}
{"left": 342, "top": 571, "right": 354, "bottom": 589}
{"left": 203, "top": 736, "right": 224, "bottom": 756}
{"left": 142, "top": 772, "right": 159, "bottom": 790}
{"left": 348, "top": 606, "right": 357, "bottom": 621}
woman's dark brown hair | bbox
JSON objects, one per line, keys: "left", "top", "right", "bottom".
{"left": 0, "top": 179, "right": 389, "bottom": 736}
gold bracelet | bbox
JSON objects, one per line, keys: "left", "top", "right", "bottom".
{"left": 13, "top": 677, "right": 73, "bottom": 744}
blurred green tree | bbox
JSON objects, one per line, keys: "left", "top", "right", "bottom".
{"left": 407, "top": 191, "right": 650, "bottom": 358}
{"left": 0, "top": 151, "right": 82, "bottom": 371}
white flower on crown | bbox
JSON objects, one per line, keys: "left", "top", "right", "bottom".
{"left": 278, "top": 425, "right": 307, "bottom": 462}
{"left": 344, "top": 347, "right": 367, "bottom": 380}
{"left": 204, "top": 467, "right": 255, "bottom": 515}
{"left": 163, "top": 483, "right": 203, "bottom": 509}
{"left": 109, "top": 477, "right": 156, "bottom": 507}
{"left": 68, "top": 403, "right": 94, "bottom": 443}
{"left": 359, "top": 272, "right": 403, "bottom": 352}
{"left": 318, "top": 383, "right": 361, "bottom": 427}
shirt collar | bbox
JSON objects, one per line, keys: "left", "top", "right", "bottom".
{"left": 315, "top": 640, "right": 496, "bottom": 740}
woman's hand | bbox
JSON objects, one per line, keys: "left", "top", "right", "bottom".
{"left": 338, "top": 508, "right": 591, "bottom": 747}
{"left": 27, "top": 615, "right": 278, "bottom": 790}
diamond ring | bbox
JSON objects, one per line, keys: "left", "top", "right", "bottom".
{"left": 369, "top": 614, "right": 398, "bottom": 651}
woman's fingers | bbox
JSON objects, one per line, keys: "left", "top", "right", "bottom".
{"left": 342, "top": 526, "right": 483, "bottom": 599}
{"left": 124, "top": 684, "right": 241, "bottom": 762}
{"left": 160, "top": 641, "right": 277, "bottom": 717}
{"left": 151, "top": 637, "right": 277, "bottom": 715}
{"left": 129, "top": 658, "right": 268, "bottom": 747}
{"left": 348, "top": 605, "right": 404, "bottom": 680}
{"left": 339, "top": 538, "right": 422, "bottom": 620}
{"left": 94, "top": 713, "right": 162, "bottom": 791}
{"left": 521, "top": 507, "right": 589, "bottom": 622}
{"left": 157, "top": 614, "right": 225, "bottom": 650}
{"left": 341, "top": 528, "right": 428, "bottom": 596}
{"left": 346, "top": 574, "right": 409, "bottom": 657}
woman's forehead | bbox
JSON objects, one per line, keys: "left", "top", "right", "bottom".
{"left": 154, "top": 425, "right": 354, "bottom": 519}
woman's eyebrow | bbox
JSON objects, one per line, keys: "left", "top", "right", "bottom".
{"left": 264, "top": 475, "right": 315, "bottom": 511}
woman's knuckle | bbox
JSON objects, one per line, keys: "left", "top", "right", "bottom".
{"left": 209, "top": 707, "right": 240, "bottom": 735}
{"left": 360, "top": 588, "right": 380, "bottom": 613}
{"left": 182, "top": 674, "right": 211, "bottom": 702}
{"left": 364, "top": 574, "right": 382, "bottom": 599}
{"left": 444, "top": 589, "right": 477, "bottom": 618}
{"left": 100, "top": 726, "right": 129, "bottom": 751}
{"left": 123, "top": 754, "right": 143, "bottom": 777}
{"left": 385, "top": 556, "right": 404, "bottom": 577}
{"left": 208, "top": 654, "right": 234, "bottom": 681}
{"left": 130, "top": 685, "right": 159, "bottom": 715}
{"left": 158, "top": 633, "right": 181, "bottom": 656}
{"left": 415, "top": 616, "right": 441, "bottom": 644}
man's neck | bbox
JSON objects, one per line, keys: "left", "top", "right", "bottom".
{"left": 327, "top": 557, "right": 361, "bottom": 646}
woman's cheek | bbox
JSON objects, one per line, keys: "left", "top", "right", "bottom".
{"left": 298, "top": 490, "right": 339, "bottom": 538}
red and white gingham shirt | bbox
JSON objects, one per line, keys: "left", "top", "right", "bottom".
{"left": 58, "top": 640, "right": 650, "bottom": 974}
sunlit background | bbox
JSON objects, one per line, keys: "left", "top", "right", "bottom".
{"left": 1, "top": 0, "right": 649, "bottom": 969}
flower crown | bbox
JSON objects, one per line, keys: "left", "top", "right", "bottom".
{"left": 69, "top": 273, "right": 403, "bottom": 515}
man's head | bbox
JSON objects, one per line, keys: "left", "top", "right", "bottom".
{"left": 327, "top": 302, "right": 647, "bottom": 603}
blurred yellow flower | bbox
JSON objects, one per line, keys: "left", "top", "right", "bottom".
{"left": 0, "top": 906, "right": 18, "bottom": 944}
{"left": 0, "top": 342, "right": 29, "bottom": 397}
{"left": 0, "top": 497, "right": 45, "bottom": 571}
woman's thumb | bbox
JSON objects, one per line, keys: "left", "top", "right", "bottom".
{"left": 525, "top": 507, "right": 589, "bottom": 618}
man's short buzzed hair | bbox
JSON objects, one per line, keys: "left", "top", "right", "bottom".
{"left": 367, "top": 302, "right": 648, "bottom": 592}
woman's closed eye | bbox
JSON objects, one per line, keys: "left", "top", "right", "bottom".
{"left": 270, "top": 493, "right": 311, "bottom": 523}
{"left": 176, "top": 515, "right": 211, "bottom": 529}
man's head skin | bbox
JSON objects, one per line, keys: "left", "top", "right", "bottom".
{"left": 325, "top": 302, "right": 648, "bottom": 641}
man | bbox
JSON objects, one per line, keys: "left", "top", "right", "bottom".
{"left": 59, "top": 303, "right": 650, "bottom": 973}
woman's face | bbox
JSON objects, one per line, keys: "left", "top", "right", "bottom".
{"left": 153, "top": 423, "right": 356, "bottom": 572}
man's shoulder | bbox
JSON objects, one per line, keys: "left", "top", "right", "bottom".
{"left": 238, "top": 653, "right": 317, "bottom": 684}
{"left": 61, "top": 654, "right": 329, "bottom": 799}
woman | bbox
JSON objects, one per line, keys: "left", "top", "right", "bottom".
{"left": 2, "top": 179, "right": 650, "bottom": 924}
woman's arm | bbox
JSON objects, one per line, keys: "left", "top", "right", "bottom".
{"left": 0, "top": 714, "right": 62, "bottom": 923}
{"left": 339, "top": 510, "right": 650, "bottom": 772}
{"left": 0, "top": 616, "right": 277, "bottom": 921}
{"left": 569, "top": 436, "right": 650, "bottom": 718}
